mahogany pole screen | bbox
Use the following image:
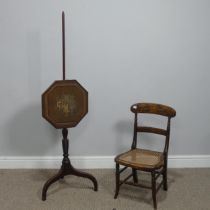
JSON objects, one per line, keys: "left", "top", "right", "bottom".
{"left": 41, "top": 12, "right": 98, "bottom": 201}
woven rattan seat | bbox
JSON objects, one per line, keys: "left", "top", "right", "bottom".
{"left": 114, "top": 103, "right": 176, "bottom": 209}
{"left": 115, "top": 149, "right": 164, "bottom": 170}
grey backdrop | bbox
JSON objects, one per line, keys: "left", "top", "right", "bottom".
{"left": 0, "top": 0, "right": 210, "bottom": 157}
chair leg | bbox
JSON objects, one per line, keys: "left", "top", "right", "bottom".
{"left": 151, "top": 171, "right": 157, "bottom": 209}
{"left": 163, "top": 165, "right": 168, "bottom": 191}
{"left": 132, "top": 169, "right": 138, "bottom": 183}
{"left": 114, "top": 163, "right": 120, "bottom": 199}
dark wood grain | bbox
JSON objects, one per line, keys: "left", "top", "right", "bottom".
{"left": 131, "top": 103, "right": 176, "bottom": 117}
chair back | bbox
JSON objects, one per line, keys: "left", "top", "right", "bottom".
{"left": 130, "top": 103, "right": 176, "bottom": 153}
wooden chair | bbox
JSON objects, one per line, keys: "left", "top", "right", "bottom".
{"left": 114, "top": 103, "right": 176, "bottom": 209}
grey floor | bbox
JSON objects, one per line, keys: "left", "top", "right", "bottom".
{"left": 0, "top": 169, "right": 210, "bottom": 210}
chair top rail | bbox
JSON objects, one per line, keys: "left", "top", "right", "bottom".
{"left": 131, "top": 103, "right": 176, "bottom": 117}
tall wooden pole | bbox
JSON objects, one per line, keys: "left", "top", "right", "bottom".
{"left": 62, "top": 11, "right": 65, "bottom": 80}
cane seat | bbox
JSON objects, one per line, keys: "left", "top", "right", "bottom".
{"left": 115, "top": 149, "right": 164, "bottom": 170}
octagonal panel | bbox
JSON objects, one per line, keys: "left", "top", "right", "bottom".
{"left": 42, "top": 80, "right": 88, "bottom": 128}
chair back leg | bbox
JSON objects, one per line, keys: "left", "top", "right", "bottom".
{"left": 151, "top": 171, "right": 157, "bottom": 209}
{"left": 132, "top": 169, "right": 138, "bottom": 183}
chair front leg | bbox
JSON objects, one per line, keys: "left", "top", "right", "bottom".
{"left": 163, "top": 155, "right": 168, "bottom": 191}
{"left": 114, "top": 163, "right": 120, "bottom": 199}
{"left": 163, "top": 164, "right": 168, "bottom": 191}
{"left": 151, "top": 171, "right": 157, "bottom": 209}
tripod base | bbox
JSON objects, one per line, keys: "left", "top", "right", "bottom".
{"left": 42, "top": 160, "right": 98, "bottom": 201}
{"left": 42, "top": 128, "right": 98, "bottom": 201}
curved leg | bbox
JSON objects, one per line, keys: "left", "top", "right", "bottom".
{"left": 70, "top": 167, "right": 98, "bottom": 191}
{"left": 42, "top": 169, "right": 64, "bottom": 201}
{"left": 114, "top": 163, "right": 120, "bottom": 199}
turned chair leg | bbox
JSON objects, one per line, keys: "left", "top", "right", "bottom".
{"left": 114, "top": 163, "right": 120, "bottom": 199}
{"left": 151, "top": 171, "right": 157, "bottom": 209}
{"left": 163, "top": 171, "right": 168, "bottom": 191}
{"left": 163, "top": 164, "right": 168, "bottom": 191}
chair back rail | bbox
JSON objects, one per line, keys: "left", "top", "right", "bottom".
{"left": 137, "top": 126, "right": 167, "bottom": 136}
